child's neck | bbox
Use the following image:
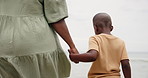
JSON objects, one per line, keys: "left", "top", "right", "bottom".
{"left": 96, "top": 32, "right": 111, "bottom": 35}
{"left": 101, "top": 28, "right": 112, "bottom": 35}
{"left": 101, "top": 31, "right": 112, "bottom": 35}
{"left": 101, "top": 32, "right": 111, "bottom": 35}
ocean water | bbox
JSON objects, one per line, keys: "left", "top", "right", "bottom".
{"left": 69, "top": 52, "right": 148, "bottom": 78}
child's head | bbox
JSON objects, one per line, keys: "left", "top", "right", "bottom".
{"left": 93, "top": 13, "right": 113, "bottom": 35}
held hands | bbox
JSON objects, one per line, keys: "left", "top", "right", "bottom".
{"left": 68, "top": 48, "right": 79, "bottom": 63}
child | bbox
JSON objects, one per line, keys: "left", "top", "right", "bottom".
{"left": 69, "top": 13, "right": 131, "bottom": 78}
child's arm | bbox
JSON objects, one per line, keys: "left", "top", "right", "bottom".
{"left": 121, "top": 59, "right": 131, "bottom": 78}
{"left": 69, "top": 49, "right": 98, "bottom": 62}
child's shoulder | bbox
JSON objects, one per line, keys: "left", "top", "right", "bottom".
{"left": 89, "top": 34, "right": 103, "bottom": 41}
{"left": 90, "top": 34, "right": 125, "bottom": 42}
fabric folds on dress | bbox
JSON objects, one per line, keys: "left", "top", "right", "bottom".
{"left": 0, "top": 0, "right": 70, "bottom": 78}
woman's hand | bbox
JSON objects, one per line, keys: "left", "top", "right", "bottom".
{"left": 68, "top": 48, "right": 79, "bottom": 54}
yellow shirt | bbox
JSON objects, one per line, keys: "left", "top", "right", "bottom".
{"left": 88, "top": 34, "right": 128, "bottom": 78}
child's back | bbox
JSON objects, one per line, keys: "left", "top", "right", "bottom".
{"left": 88, "top": 34, "right": 128, "bottom": 78}
{"left": 69, "top": 13, "right": 131, "bottom": 78}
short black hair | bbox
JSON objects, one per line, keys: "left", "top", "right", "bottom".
{"left": 93, "top": 13, "right": 112, "bottom": 27}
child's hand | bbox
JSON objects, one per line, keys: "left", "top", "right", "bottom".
{"left": 69, "top": 54, "right": 79, "bottom": 63}
{"left": 68, "top": 49, "right": 79, "bottom": 63}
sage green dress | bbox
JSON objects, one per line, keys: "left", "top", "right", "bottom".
{"left": 0, "top": 0, "right": 70, "bottom": 78}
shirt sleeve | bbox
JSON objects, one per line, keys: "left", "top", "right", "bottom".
{"left": 121, "top": 42, "right": 129, "bottom": 60}
{"left": 88, "top": 36, "right": 99, "bottom": 52}
{"left": 43, "top": 0, "right": 68, "bottom": 23}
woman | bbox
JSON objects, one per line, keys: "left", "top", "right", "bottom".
{"left": 0, "top": 0, "right": 78, "bottom": 78}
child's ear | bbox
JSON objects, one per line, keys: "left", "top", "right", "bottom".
{"left": 110, "top": 26, "right": 113, "bottom": 31}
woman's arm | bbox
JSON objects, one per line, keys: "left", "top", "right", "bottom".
{"left": 51, "top": 19, "right": 79, "bottom": 54}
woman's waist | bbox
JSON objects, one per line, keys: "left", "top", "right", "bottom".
{"left": 0, "top": 44, "right": 60, "bottom": 57}
{"left": 0, "top": 48, "right": 65, "bottom": 57}
{"left": 0, "top": 32, "right": 60, "bottom": 57}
